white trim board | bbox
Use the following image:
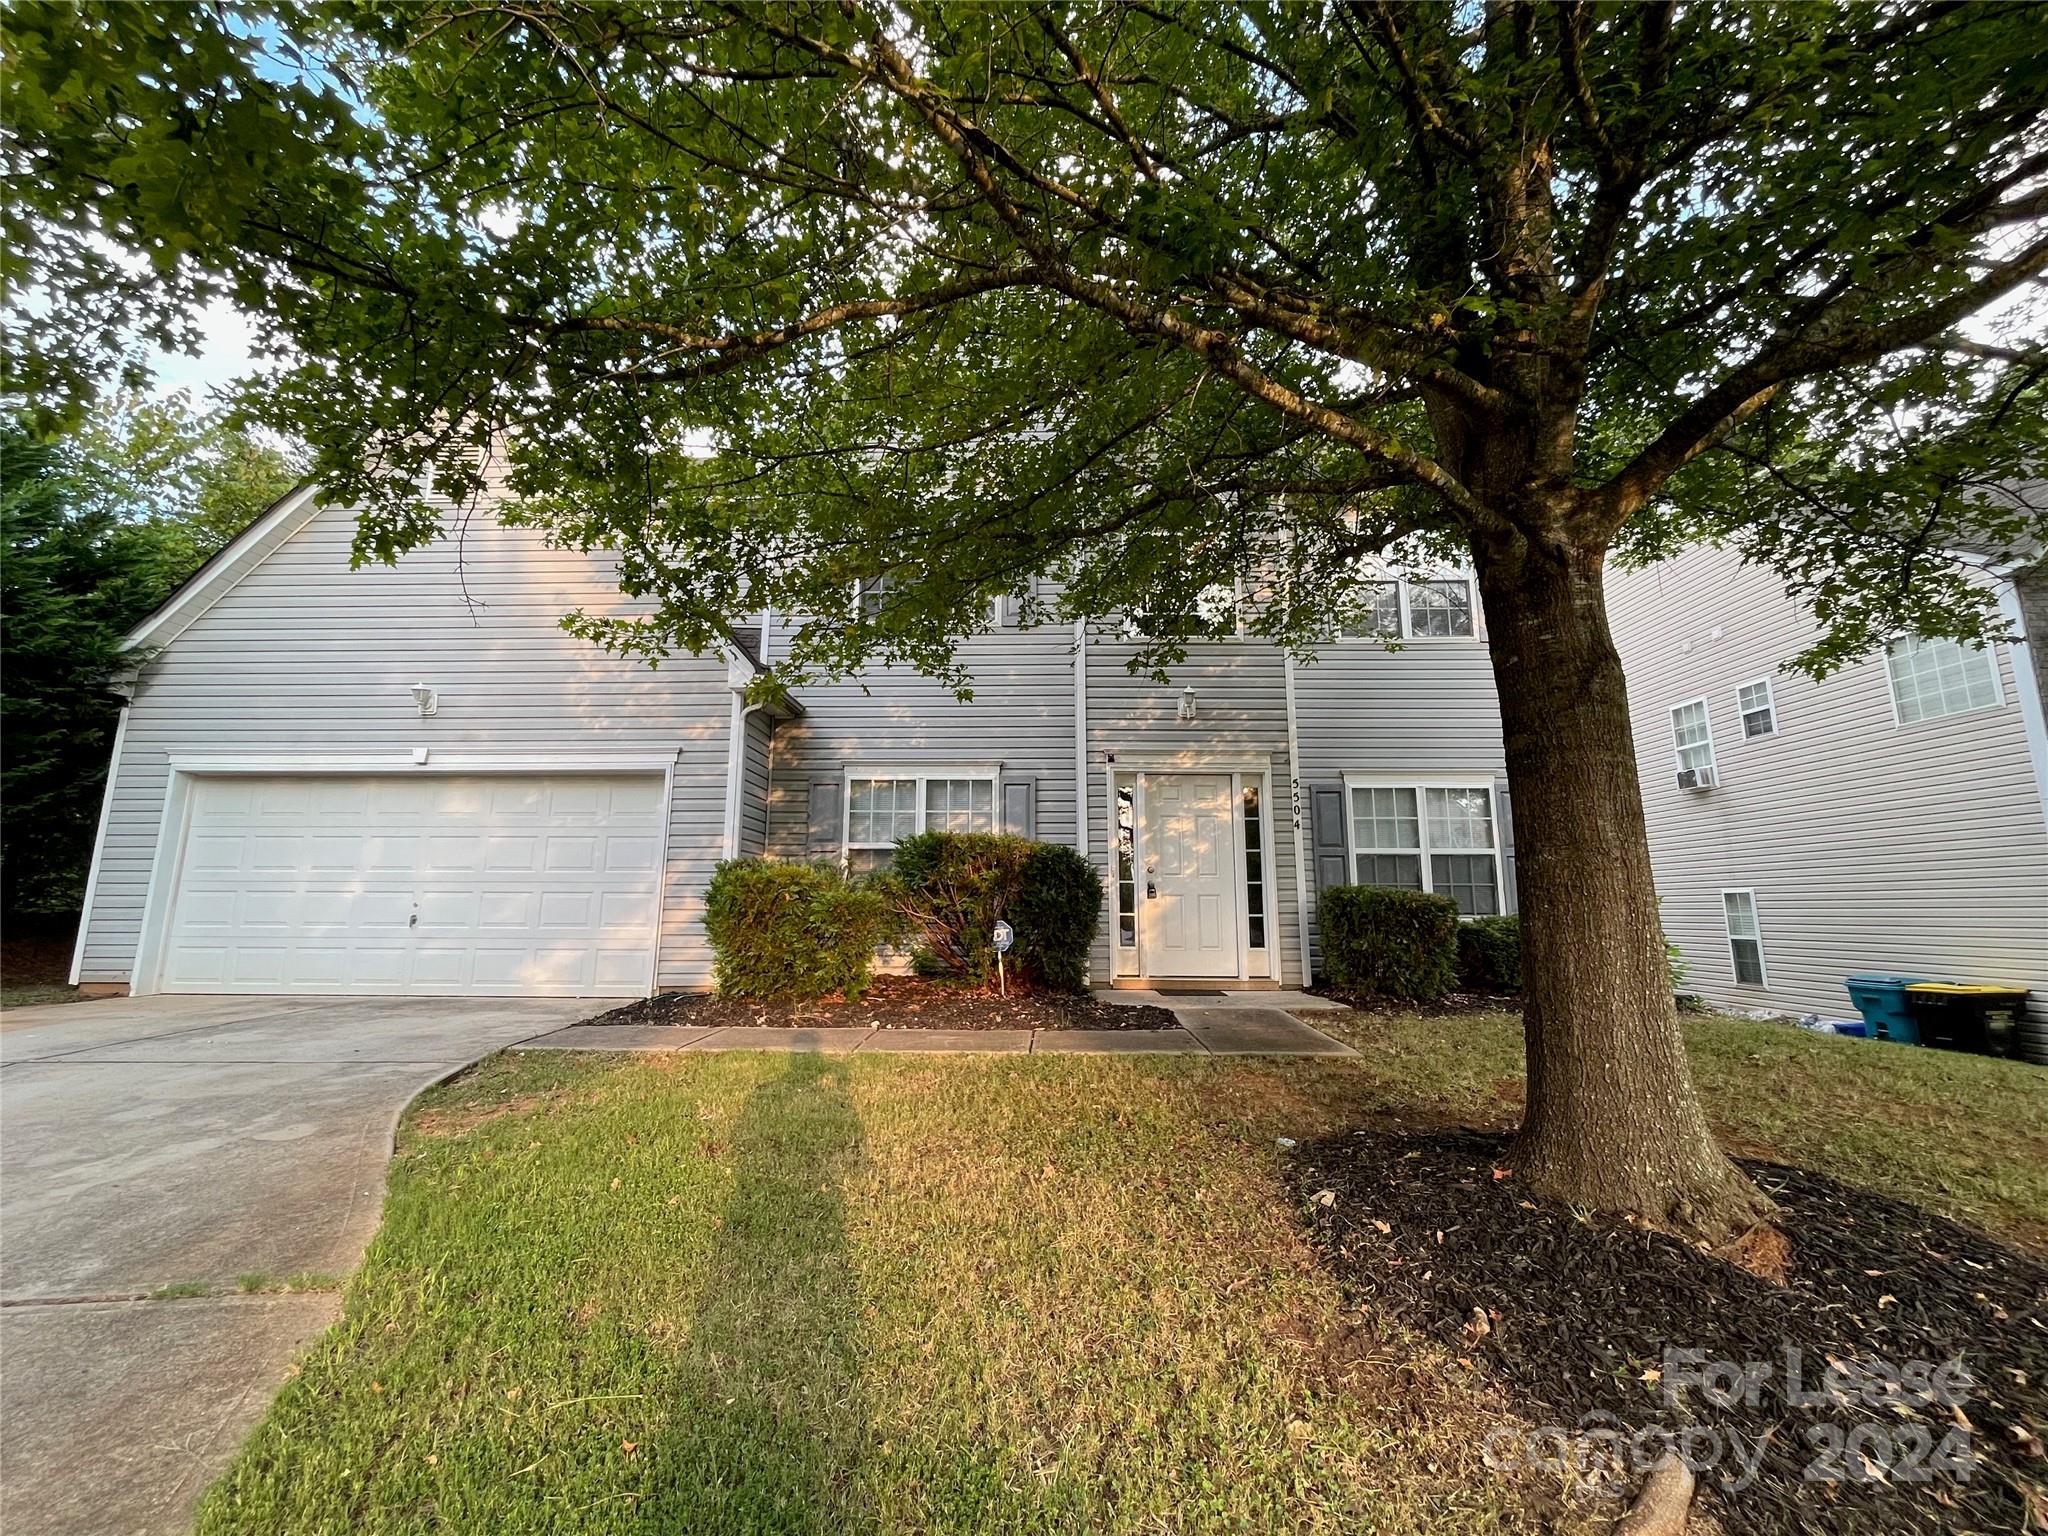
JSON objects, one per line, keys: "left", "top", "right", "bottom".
{"left": 166, "top": 752, "right": 681, "bottom": 776}
{"left": 68, "top": 705, "right": 131, "bottom": 986}
{"left": 1108, "top": 752, "right": 1278, "bottom": 774}
{"left": 1283, "top": 652, "right": 1313, "bottom": 989}
{"left": 1995, "top": 576, "right": 2048, "bottom": 835}
{"left": 839, "top": 763, "right": 1002, "bottom": 782}
{"left": 121, "top": 484, "right": 324, "bottom": 653}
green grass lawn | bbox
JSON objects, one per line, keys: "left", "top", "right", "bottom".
{"left": 199, "top": 1051, "right": 1564, "bottom": 1535}
{"left": 197, "top": 1014, "right": 2047, "bottom": 1533}
{"left": 0, "top": 981, "right": 83, "bottom": 1008}
{"left": 1313, "top": 1007, "right": 2048, "bottom": 1250}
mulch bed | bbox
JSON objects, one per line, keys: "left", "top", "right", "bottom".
{"left": 1306, "top": 982, "right": 1522, "bottom": 1016}
{"left": 581, "top": 975, "right": 1181, "bottom": 1031}
{"left": 1294, "top": 1129, "right": 2048, "bottom": 1535}
{"left": 0, "top": 916, "right": 77, "bottom": 987}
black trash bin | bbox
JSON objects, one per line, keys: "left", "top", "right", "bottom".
{"left": 1903, "top": 985, "right": 2030, "bottom": 1059}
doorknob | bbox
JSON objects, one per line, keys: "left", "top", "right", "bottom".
{"left": 1146, "top": 882, "right": 1157, "bottom": 900}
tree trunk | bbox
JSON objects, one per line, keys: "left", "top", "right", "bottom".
{"left": 1474, "top": 533, "right": 1771, "bottom": 1242}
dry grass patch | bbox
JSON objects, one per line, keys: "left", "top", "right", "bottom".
{"left": 197, "top": 1051, "right": 1580, "bottom": 1535}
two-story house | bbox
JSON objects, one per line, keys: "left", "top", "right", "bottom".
{"left": 68, "top": 487, "right": 1512, "bottom": 998}
{"left": 1607, "top": 544, "right": 2048, "bottom": 1036}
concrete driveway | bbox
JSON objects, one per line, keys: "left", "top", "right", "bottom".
{"left": 0, "top": 993, "right": 612, "bottom": 1536}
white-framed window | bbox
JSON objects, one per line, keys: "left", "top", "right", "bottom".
{"left": 844, "top": 769, "right": 997, "bottom": 872}
{"left": 855, "top": 575, "right": 898, "bottom": 621}
{"left": 1885, "top": 634, "right": 2002, "bottom": 725}
{"left": 1242, "top": 783, "right": 1267, "bottom": 951}
{"left": 1736, "top": 678, "right": 1777, "bottom": 739}
{"left": 1340, "top": 573, "right": 1478, "bottom": 640}
{"left": 1115, "top": 782, "right": 1137, "bottom": 950}
{"left": 1721, "top": 889, "right": 1767, "bottom": 986}
{"left": 1344, "top": 779, "right": 1502, "bottom": 917}
{"left": 1671, "top": 699, "right": 1716, "bottom": 780}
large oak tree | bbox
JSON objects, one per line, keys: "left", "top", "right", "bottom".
{"left": 8, "top": 1, "right": 2046, "bottom": 1236}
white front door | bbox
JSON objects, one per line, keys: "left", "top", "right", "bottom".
{"left": 1138, "top": 773, "right": 1240, "bottom": 978}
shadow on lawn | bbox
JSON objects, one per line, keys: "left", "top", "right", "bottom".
{"left": 638, "top": 1051, "right": 875, "bottom": 1532}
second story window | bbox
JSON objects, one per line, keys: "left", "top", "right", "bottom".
{"left": 1340, "top": 573, "right": 1478, "bottom": 641}
{"left": 856, "top": 575, "right": 898, "bottom": 621}
{"left": 1671, "top": 700, "right": 1716, "bottom": 785}
{"left": 1736, "top": 679, "right": 1778, "bottom": 738}
{"left": 1407, "top": 578, "right": 1475, "bottom": 637}
{"left": 1885, "top": 634, "right": 2002, "bottom": 725}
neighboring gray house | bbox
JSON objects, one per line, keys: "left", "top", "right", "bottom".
{"left": 70, "top": 491, "right": 1511, "bottom": 997}
{"left": 1607, "top": 543, "right": 2048, "bottom": 1023}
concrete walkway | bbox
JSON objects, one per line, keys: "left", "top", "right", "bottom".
{"left": 518, "top": 991, "right": 1357, "bottom": 1058}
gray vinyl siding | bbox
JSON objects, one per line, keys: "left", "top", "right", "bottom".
{"left": 1085, "top": 637, "right": 1304, "bottom": 985}
{"left": 80, "top": 500, "right": 736, "bottom": 991}
{"left": 760, "top": 617, "right": 1081, "bottom": 860}
{"left": 738, "top": 710, "right": 774, "bottom": 858}
{"left": 1608, "top": 545, "right": 2048, "bottom": 1024}
{"left": 1290, "top": 636, "right": 1510, "bottom": 975}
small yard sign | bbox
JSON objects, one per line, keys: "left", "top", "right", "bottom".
{"left": 993, "top": 920, "right": 1014, "bottom": 998}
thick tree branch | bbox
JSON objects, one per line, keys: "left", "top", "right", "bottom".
{"left": 521, "top": 268, "right": 1041, "bottom": 382}
{"left": 1592, "top": 228, "right": 2048, "bottom": 529}
{"left": 736, "top": 3, "right": 1493, "bottom": 524}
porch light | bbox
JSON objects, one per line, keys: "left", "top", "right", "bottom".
{"left": 1177, "top": 685, "right": 1198, "bottom": 724}
{"left": 410, "top": 682, "right": 439, "bottom": 718}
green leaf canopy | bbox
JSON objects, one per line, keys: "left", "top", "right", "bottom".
{"left": 6, "top": 1, "right": 2046, "bottom": 684}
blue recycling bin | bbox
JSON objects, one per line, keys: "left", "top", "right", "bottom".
{"left": 1845, "top": 974, "right": 1926, "bottom": 1044}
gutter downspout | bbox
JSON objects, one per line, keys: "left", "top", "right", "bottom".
{"left": 1073, "top": 619, "right": 1089, "bottom": 858}
{"left": 1283, "top": 651, "right": 1313, "bottom": 989}
{"left": 722, "top": 691, "right": 748, "bottom": 860}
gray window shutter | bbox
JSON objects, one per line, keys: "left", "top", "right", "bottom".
{"left": 807, "top": 778, "right": 843, "bottom": 857}
{"left": 1309, "top": 785, "right": 1349, "bottom": 893}
{"left": 1002, "top": 777, "right": 1037, "bottom": 838}
{"left": 1494, "top": 775, "right": 1518, "bottom": 914}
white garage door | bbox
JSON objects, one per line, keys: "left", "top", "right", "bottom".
{"left": 158, "top": 773, "right": 664, "bottom": 995}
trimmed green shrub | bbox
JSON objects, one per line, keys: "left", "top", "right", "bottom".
{"left": 1456, "top": 913, "right": 1522, "bottom": 992}
{"left": 879, "top": 831, "right": 1101, "bottom": 993}
{"left": 1012, "top": 840, "right": 1103, "bottom": 993}
{"left": 1318, "top": 885, "right": 1459, "bottom": 1001}
{"left": 703, "top": 858, "right": 894, "bottom": 1002}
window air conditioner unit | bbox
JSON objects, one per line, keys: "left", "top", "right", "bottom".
{"left": 1676, "top": 766, "right": 1716, "bottom": 791}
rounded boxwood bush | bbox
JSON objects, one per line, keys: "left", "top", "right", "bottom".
{"left": 704, "top": 858, "right": 893, "bottom": 1002}
{"left": 1318, "top": 885, "right": 1459, "bottom": 1001}
{"left": 1456, "top": 913, "right": 1522, "bottom": 992}
{"left": 1012, "top": 840, "right": 1103, "bottom": 993}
